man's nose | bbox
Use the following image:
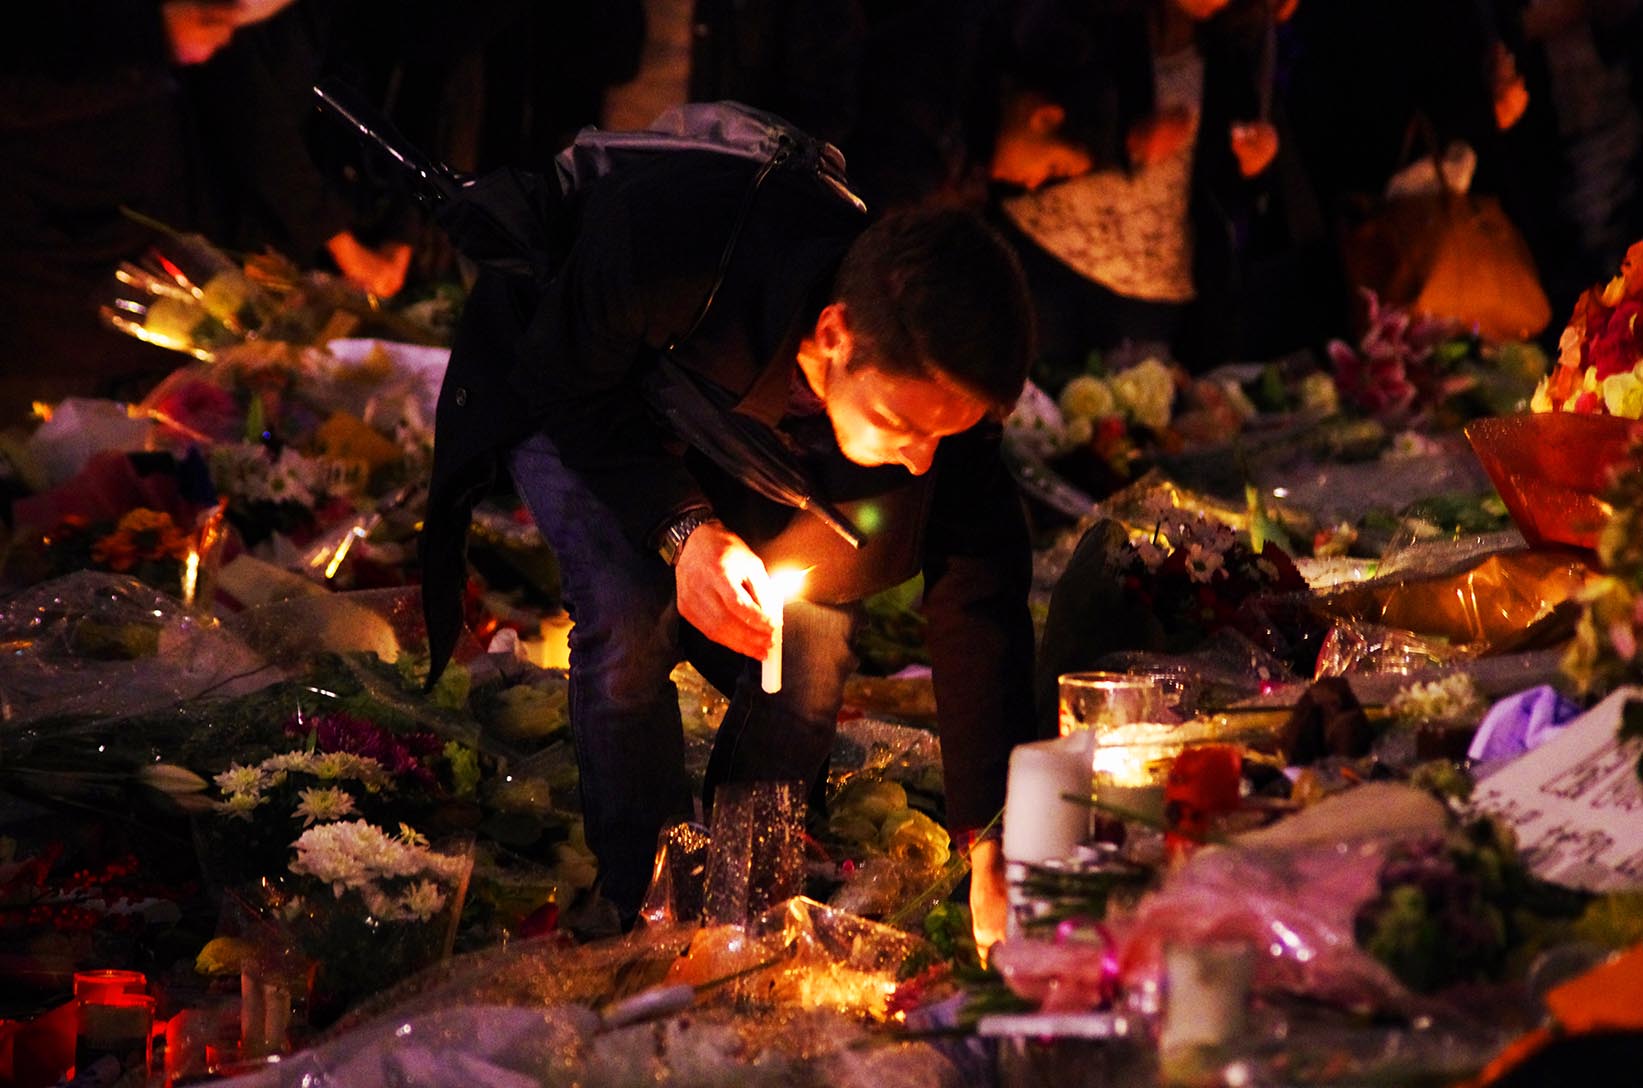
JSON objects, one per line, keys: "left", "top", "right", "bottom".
{"left": 897, "top": 438, "right": 937, "bottom": 475}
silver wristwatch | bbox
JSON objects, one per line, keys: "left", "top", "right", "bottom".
{"left": 656, "top": 507, "right": 718, "bottom": 567}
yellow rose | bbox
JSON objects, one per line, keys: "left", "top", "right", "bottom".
{"left": 1111, "top": 358, "right": 1177, "bottom": 430}
{"left": 1605, "top": 372, "right": 1643, "bottom": 419}
{"left": 195, "top": 936, "right": 256, "bottom": 978}
{"left": 1057, "top": 374, "right": 1118, "bottom": 422}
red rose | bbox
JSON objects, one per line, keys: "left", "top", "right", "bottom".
{"left": 1585, "top": 300, "right": 1643, "bottom": 379}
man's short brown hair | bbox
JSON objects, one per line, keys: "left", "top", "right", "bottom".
{"left": 833, "top": 207, "right": 1034, "bottom": 416}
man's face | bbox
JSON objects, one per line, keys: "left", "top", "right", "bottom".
{"left": 991, "top": 98, "right": 1096, "bottom": 192}
{"left": 823, "top": 360, "right": 989, "bottom": 476}
{"left": 800, "top": 302, "right": 992, "bottom": 475}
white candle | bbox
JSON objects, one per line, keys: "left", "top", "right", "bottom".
{"left": 1002, "top": 735, "right": 1094, "bottom": 865}
{"left": 761, "top": 569, "right": 808, "bottom": 694}
{"left": 762, "top": 609, "right": 783, "bottom": 694}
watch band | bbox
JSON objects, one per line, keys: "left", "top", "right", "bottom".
{"left": 656, "top": 507, "right": 718, "bottom": 567}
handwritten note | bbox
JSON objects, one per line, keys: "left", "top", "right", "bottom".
{"left": 1472, "top": 686, "right": 1643, "bottom": 892}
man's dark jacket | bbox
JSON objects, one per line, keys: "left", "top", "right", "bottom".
{"left": 425, "top": 149, "right": 1036, "bottom": 832}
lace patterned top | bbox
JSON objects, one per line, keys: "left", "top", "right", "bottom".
{"left": 1002, "top": 46, "right": 1205, "bottom": 303}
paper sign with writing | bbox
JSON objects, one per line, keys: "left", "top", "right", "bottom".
{"left": 1472, "top": 686, "right": 1643, "bottom": 892}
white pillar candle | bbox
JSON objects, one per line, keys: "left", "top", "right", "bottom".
{"left": 1002, "top": 735, "right": 1094, "bottom": 866}
{"left": 762, "top": 607, "right": 784, "bottom": 694}
{"left": 760, "top": 568, "right": 808, "bottom": 695}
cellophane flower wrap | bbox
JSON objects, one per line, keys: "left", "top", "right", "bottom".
{"left": 1563, "top": 435, "right": 1643, "bottom": 701}
{"left": 268, "top": 820, "right": 473, "bottom": 1025}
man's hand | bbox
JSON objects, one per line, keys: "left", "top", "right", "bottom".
{"left": 161, "top": 1, "right": 238, "bottom": 65}
{"left": 1491, "top": 44, "right": 1530, "bottom": 131}
{"left": 326, "top": 232, "right": 413, "bottom": 299}
{"left": 1126, "top": 107, "right": 1196, "bottom": 168}
{"left": 674, "top": 520, "right": 776, "bottom": 660}
{"left": 1229, "top": 121, "right": 1280, "bottom": 178}
{"left": 969, "top": 836, "right": 1008, "bottom": 958}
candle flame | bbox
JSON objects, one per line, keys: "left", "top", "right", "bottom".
{"left": 181, "top": 548, "right": 201, "bottom": 607}
{"left": 769, "top": 566, "right": 810, "bottom": 605}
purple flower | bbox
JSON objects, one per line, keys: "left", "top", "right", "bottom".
{"left": 285, "top": 711, "right": 440, "bottom": 788}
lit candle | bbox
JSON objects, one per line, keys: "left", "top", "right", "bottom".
{"left": 761, "top": 568, "right": 808, "bottom": 694}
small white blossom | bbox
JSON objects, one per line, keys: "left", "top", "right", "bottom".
{"left": 214, "top": 764, "right": 266, "bottom": 797}
{"left": 1389, "top": 674, "right": 1484, "bottom": 726}
{"left": 397, "top": 880, "right": 448, "bottom": 921}
{"left": 293, "top": 786, "right": 357, "bottom": 827}
{"left": 217, "top": 792, "right": 265, "bottom": 820}
{"left": 1183, "top": 543, "right": 1225, "bottom": 584}
{"left": 1133, "top": 537, "right": 1168, "bottom": 572}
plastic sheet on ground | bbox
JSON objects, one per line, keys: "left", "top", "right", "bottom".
{"left": 0, "top": 572, "right": 272, "bottom": 729}
{"left": 223, "top": 585, "right": 430, "bottom": 667}
{"left": 216, "top": 1000, "right": 960, "bottom": 1088}
{"left": 228, "top": 896, "right": 949, "bottom": 1087}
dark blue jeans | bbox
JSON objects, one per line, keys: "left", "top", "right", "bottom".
{"left": 509, "top": 433, "right": 861, "bottom": 917}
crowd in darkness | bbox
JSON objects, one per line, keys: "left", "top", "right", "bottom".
{"left": 4, "top": 0, "right": 1642, "bottom": 419}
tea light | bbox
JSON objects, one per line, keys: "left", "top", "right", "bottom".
{"left": 761, "top": 568, "right": 808, "bottom": 694}
{"left": 1089, "top": 721, "right": 1186, "bottom": 824}
{"left": 76, "top": 992, "right": 156, "bottom": 1082}
{"left": 1057, "top": 672, "right": 1166, "bottom": 736}
{"left": 73, "top": 969, "right": 147, "bottom": 1003}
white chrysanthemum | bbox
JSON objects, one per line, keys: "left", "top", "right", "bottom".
{"left": 214, "top": 764, "right": 266, "bottom": 796}
{"left": 398, "top": 880, "right": 449, "bottom": 921}
{"left": 294, "top": 786, "right": 356, "bottom": 827}
{"left": 1110, "top": 359, "right": 1176, "bottom": 430}
{"left": 217, "top": 792, "right": 265, "bottom": 820}
{"left": 1389, "top": 674, "right": 1483, "bottom": 726}
{"left": 292, "top": 820, "right": 398, "bottom": 890}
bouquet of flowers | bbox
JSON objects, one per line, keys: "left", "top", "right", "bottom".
{"left": 1532, "top": 240, "right": 1643, "bottom": 416}
{"left": 5, "top": 497, "right": 228, "bottom": 609}
{"left": 249, "top": 819, "right": 473, "bottom": 1027}
{"left": 1562, "top": 433, "right": 1643, "bottom": 701}
{"left": 1111, "top": 494, "right": 1308, "bottom": 654}
{"left": 1330, "top": 290, "right": 1545, "bottom": 426}
{"left": 1006, "top": 356, "right": 1263, "bottom": 491}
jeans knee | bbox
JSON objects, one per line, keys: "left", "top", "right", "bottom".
{"left": 567, "top": 594, "right": 678, "bottom": 709}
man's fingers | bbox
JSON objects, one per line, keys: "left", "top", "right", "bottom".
{"left": 680, "top": 584, "right": 773, "bottom": 660}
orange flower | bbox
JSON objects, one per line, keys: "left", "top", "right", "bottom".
{"left": 91, "top": 509, "right": 191, "bottom": 571}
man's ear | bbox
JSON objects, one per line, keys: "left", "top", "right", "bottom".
{"left": 1028, "top": 102, "right": 1067, "bottom": 137}
{"left": 815, "top": 302, "right": 854, "bottom": 377}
